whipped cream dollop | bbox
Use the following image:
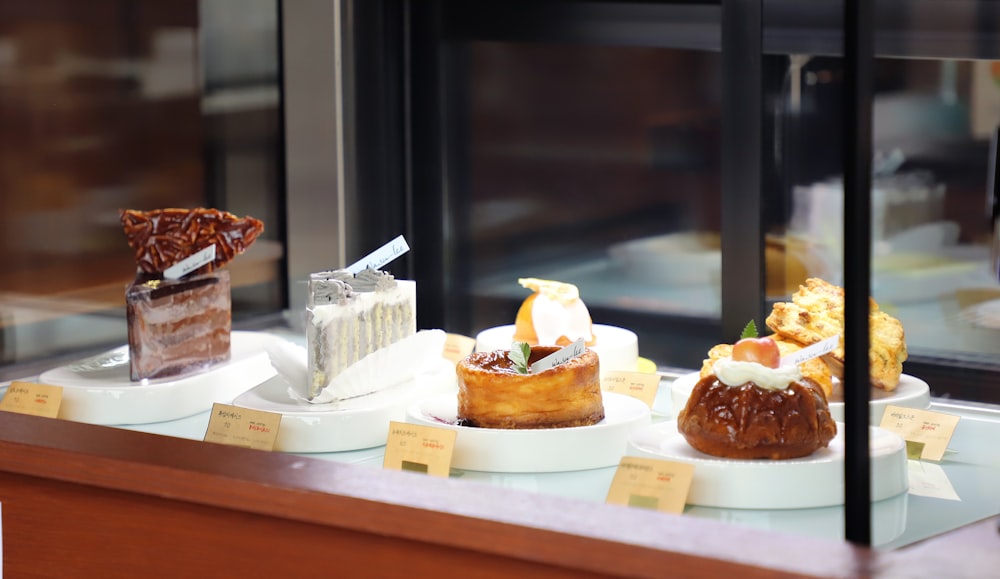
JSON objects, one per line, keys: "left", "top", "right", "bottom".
{"left": 519, "top": 278, "right": 594, "bottom": 345}
{"left": 712, "top": 358, "right": 802, "bottom": 391}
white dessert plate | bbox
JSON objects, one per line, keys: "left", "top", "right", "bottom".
{"left": 405, "top": 392, "right": 651, "bottom": 473}
{"left": 233, "top": 358, "right": 457, "bottom": 453}
{"left": 37, "top": 331, "right": 279, "bottom": 426}
{"left": 669, "top": 371, "right": 930, "bottom": 424}
{"left": 474, "top": 324, "right": 639, "bottom": 376}
{"left": 627, "top": 421, "right": 908, "bottom": 509}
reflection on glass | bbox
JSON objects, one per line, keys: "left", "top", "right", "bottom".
{"left": 775, "top": 57, "right": 1000, "bottom": 365}
{"left": 462, "top": 42, "right": 723, "bottom": 365}
{"left": 0, "top": 1, "right": 283, "bottom": 374}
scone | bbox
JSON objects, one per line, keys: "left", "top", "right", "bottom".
{"left": 766, "top": 278, "right": 907, "bottom": 391}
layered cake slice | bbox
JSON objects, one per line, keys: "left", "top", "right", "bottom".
{"left": 306, "top": 268, "right": 416, "bottom": 400}
{"left": 120, "top": 207, "right": 264, "bottom": 381}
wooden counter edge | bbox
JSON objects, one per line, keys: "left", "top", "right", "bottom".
{"left": 0, "top": 412, "right": 995, "bottom": 578}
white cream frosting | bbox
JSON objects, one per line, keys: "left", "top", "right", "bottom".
{"left": 519, "top": 278, "right": 594, "bottom": 344}
{"left": 712, "top": 358, "right": 802, "bottom": 391}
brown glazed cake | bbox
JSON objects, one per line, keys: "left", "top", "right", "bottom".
{"left": 677, "top": 374, "right": 837, "bottom": 460}
{"left": 456, "top": 346, "right": 604, "bottom": 429}
{"left": 120, "top": 208, "right": 263, "bottom": 381}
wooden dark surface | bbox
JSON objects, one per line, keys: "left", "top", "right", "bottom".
{"left": 0, "top": 411, "right": 996, "bottom": 578}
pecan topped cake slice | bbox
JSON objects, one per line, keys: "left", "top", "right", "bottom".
{"left": 121, "top": 207, "right": 264, "bottom": 381}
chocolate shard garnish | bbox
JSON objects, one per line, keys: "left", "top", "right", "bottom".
{"left": 120, "top": 207, "right": 264, "bottom": 274}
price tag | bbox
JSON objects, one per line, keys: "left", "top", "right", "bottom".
{"left": 203, "top": 403, "right": 281, "bottom": 451}
{"left": 383, "top": 421, "right": 456, "bottom": 477}
{"left": 0, "top": 381, "right": 63, "bottom": 418}
{"left": 442, "top": 333, "right": 477, "bottom": 364}
{"left": 602, "top": 371, "right": 661, "bottom": 408}
{"left": 605, "top": 456, "right": 695, "bottom": 514}
{"left": 879, "top": 405, "right": 960, "bottom": 461}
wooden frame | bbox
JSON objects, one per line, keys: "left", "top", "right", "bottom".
{"left": 1, "top": 411, "right": 997, "bottom": 577}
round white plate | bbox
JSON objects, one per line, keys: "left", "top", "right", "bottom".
{"left": 670, "top": 371, "right": 930, "bottom": 424}
{"left": 627, "top": 421, "right": 908, "bottom": 509}
{"left": 37, "top": 331, "right": 279, "bottom": 425}
{"left": 474, "top": 324, "right": 639, "bottom": 376}
{"left": 233, "top": 358, "right": 457, "bottom": 453}
{"left": 405, "top": 392, "right": 651, "bottom": 473}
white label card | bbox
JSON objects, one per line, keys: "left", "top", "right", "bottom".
{"left": 531, "top": 339, "right": 586, "bottom": 373}
{"left": 779, "top": 335, "right": 839, "bottom": 367}
{"left": 346, "top": 235, "right": 410, "bottom": 274}
{"left": 164, "top": 245, "right": 216, "bottom": 280}
{"left": 907, "top": 461, "right": 960, "bottom": 501}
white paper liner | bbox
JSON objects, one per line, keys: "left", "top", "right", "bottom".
{"left": 267, "top": 329, "right": 447, "bottom": 405}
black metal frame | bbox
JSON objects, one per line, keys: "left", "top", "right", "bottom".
{"left": 842, "top": 0, "right": 874, "bottom": 547}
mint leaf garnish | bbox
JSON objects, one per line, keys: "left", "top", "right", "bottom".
{"left": 740, "top": 320, "right": 759, "bottom": 340}
{"left": 509, "top": 342, "right": 531, "bottom": 374}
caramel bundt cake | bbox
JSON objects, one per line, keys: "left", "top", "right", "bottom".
{"left": 456, "top": 345, "right": 604, "bottom": 429}
{"left": 679, "top": 336, "right": 837, "bottom": 460}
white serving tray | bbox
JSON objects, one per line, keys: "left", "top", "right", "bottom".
{"left": 627, "top": 420, "right": 908, "bottom": 509}
{"left": 233, "top": 358, "right": 458, "bottom": 453}
{"left": 37, "top": 331, "right": 279, "bottom": 425}
{"left": 670, "top": 371, "right": 931, "bottom": 424}
{"left": 405, "top": 392, "right": 651, "bottom": 473}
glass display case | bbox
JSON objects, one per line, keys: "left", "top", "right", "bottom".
{"left": 1, "top": 0, "right": 999, "bottom": 574}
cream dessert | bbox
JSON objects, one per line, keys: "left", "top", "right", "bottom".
{"left": 306, "top": 268, "right": 416, "bottom": 401}
{"left": 679, "top": 336, "right": 837, "bottom": 460}
{"left": 475, "top": 278, "right": 638, "bottom": 376}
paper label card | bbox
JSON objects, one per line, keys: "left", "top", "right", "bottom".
{"left": 203, "top": 403, "right": 281, "bottom": 451}
{"left": 442, "top": 333, "right": 477, "bottom": 364}
{"left": 531, "top": 339, "right": 586, "bottom": 373}
{"left": 879, "top": 405, "right": 960, "bottom": 461}
{"left": 346, "top": 235, "right": 410, "bottom": 274}
{"left": 164, "top": 244, "right": 216, "bottom": 280}
{"left": 602, "top": 371, "right": 661, "bottom": 408}
{"left": 606, "top": 456, "right": 695, "bottom": 514}
{"left": 0, "top": 381, "right": 63, "bottom": 418}
{"left": 779, "top": 335, "right": 839, "bottom": 367}
{"left": 907, "top": 460, "right": 961, "bottom": 501}
{"left": 383, "top": 421, "right": 457, "bottom": 477}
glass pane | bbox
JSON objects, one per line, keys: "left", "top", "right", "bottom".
{"left": 0, "top": 0, "right": 283, "bottom": 375}
{"left": 462, "top": 42, "right": 724, "bottom": 367}
{"left": 775, "top": 55, "right": 1000, "bottom": 366}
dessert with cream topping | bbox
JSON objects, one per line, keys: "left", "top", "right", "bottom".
{"left": 513, "top": 278, "right": 596, "bottom": 346}
{"left": 456, "top": 344, "right": 604, "bottom": 429}
{"left": 306, "top": 268, "right": 416, "bottom": 401}
{"left": 475, "top": 278, "right": 638, "bottom": 376}
{"left": 678, "top": 335, "right": 836, "bottom": 460}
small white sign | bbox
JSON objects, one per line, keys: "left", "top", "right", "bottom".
{"left": 779, "top": 335, "right": 838, "bottom": 367}
{"left": 164, "top": 245, "right": 216, "bottom": 280}
{"left": 346, "top": 235, "right": 410, "bottom": 274}
{"left": 531, "top": 339, "right": 586, "bottom": 373}
{"left": 907, "top": 461, "right": 960, "bottom": 501}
